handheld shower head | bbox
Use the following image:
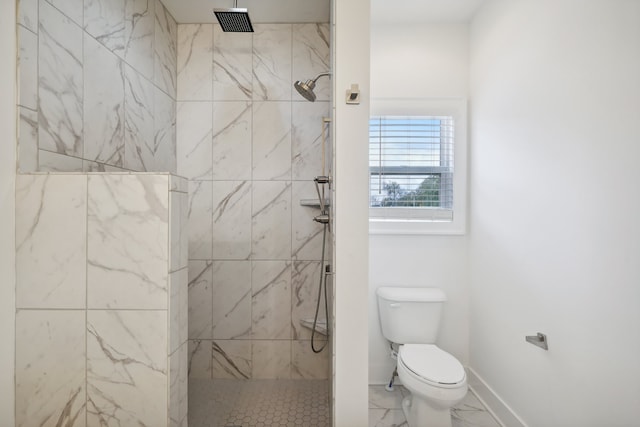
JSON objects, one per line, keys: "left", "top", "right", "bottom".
{"left": 294, "top": 72, "right": 330, "bottom": 102}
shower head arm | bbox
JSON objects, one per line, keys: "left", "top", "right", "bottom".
{"left": 311, "top": 72, "right": 331, "bottom": 84}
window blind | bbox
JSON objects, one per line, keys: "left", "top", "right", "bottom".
{"left": 369, "top": 116, "right": 454, "bottom": 216}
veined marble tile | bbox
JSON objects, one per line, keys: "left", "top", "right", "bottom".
{"left": 82, "top": 160, "right": 128, "bottom": 172}
{"left": 368, "top": 385, "right": 407, "bottom": 410}
{"left": 212, "top": 181, "right": 251, "bottom": 260}
{"left": 188, "top": 260, "right": 213, "bottom": 339}
{"left": 124, "top": 65, "right": 155, "bottom": 171}
{"left": 47, "top": 0, "right": 83, "bottom": 27}
{"left": 170, "top": 191, "right": 188, "bottom": 272}
{"left": 177, "top": 24, "right": 213, "bottom": 101}
{"left": 18, "top": 0, "right": 38, "bottom": 33}
{"left": 252, "top": 181, "right": 292, "bottom": 260}
{"left": 211, "top": 261, "right": 251, "bottom": 339}
{"left": 176, "top": 101, "right": 213, "bottom": 179}
{"left": 15, "top": 310, "right": 86, "bottom": 427}
{"left": 38, "top": 150, "right": 84, "bottom": 171}
{"left": 292, "top": 101, "right": 331, "bottom": 180}
{"left": 16, "top": 174, "right": 86, "bottom": 309}
{"left": 170, "top": 174, "right": 188, "bottom": 192}
{"left": 212, "top": 340, "right": 252, "bottom": 379}
{"left": 369, "top": 408, "right": 408, "bottom": 427}
{"left": 169, "top": 346, "right": 180, "bottom": 427}
{"left": 18, "top": 25, "right": 37, "bottom": 110}
{"left": 291, "top": 340, "right": 329, "bottom": 379}
{"left": 252, "top": 340, "right": 291, "bottom": 379}
{"left": 155, "top": 0, "right": 177, "bottom": 98}
{"left": 212, "top": 101, "right": 252, "bottom": 180}
{"left": 38, "top": 0, "right": 83, "bottom": 156}
{"left": 124, "top": 0, "right": 155, "bottom": 80}
{"left": 87, "top": 310, "right": 168, "bottom": 427}
{"left": 291, "top": 261, "right": 326, "bottom": 341}
{"left": 84, "top": 0, "right": 125, "bottom": 55}
{"left": 169, "top": 268, "right": 188, "bottom": 354}
{"left": 292, "top": 181, "right": 330, "bottom": 261}
{"left": 154, "top": 86, "right": 177, "bottom": 173}
{"left": 451, "top": 392, "right": 502, "bottom": 427}
{"left": 188, "top": 339, "right": 212, "bottom": 379}
{"left": 87, "top": 174, "right": 169, "bottom": 309}
{"left": 178, "top": 343, "right": 188, "bottom": 424}
{"left": 252, "top": 101, "right": 292, "bottom": 180}
{"left": 293, "top": 23, "right": 330, "bottom": 102}
{"left": 252, "top": 24, "right": 292, "bottom": 101}
{"left": 213, "top": 24, "right": 252, "bottom": 100}
{"left": 187, "top": 180, "right": 213, "bottom": 259}
{"left": 18, "top": 107, "right": 38, "bottom": 173}
{"left": 84, "top": 34, "right": 125, "bottom": 167}
{"left": 252, "top": 261, "right": 292, "bottom": 340}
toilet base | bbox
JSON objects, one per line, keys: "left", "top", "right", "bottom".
{"left": 401, "top": 394, "right": 454, "bottom": 427}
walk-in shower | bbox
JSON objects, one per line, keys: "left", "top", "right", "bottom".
{"left": 294, "top": 72, "right": 331, "bottom": 102}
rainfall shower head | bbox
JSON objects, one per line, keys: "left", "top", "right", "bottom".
{"left": 213, "top": 0, "right": 254, "bottom": 32}
{"left": 294, "top": 72, "right": 331, "bottom": 102}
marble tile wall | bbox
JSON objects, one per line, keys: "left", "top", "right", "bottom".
{"left": 16, "top": 0, "right": 177, "bottom": 173}
{"left": 15, "top": 173, "right": 188, "bottom": 427}
{"left": 177, "top": 23, "right": 332, "bottom": 380}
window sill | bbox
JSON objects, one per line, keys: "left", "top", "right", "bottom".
{"left": 368, "top": 218, "right": 466, "bottom": 236}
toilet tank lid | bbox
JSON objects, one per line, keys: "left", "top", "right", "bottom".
{"left": 376, "top": 287, "right": 447, "bottom": 302}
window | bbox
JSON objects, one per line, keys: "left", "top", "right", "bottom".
{"left": 369, "top": 99, "right": 467, "bottom": 234}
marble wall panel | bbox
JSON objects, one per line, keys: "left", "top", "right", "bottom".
{"left": 16, "top": 174, "right": 87, "bottom": 309}
{"left": 169, "top": 342, "right": 188, "bottom": 427}
{"left": 188, "top": 261, "right": 213, "bottom": 339}
{"left": 87, "top": 174, "right": 169, "bottom": 309}
{"left": 177, "top": 101, "right": 213, "bottom": 179}
{"left": 188, "top": 180, "right": 213, "bottom": 259}
{"left": 154, "top": 0, "right": 177, "bottom": 97}
{"left": 38, "top": 150, "right": 84, "bottom": 171}
{"left": 252, "top": 24, "right": 292, "bottom": 101}
{"left": 15, "top": 310, "right": 86, "bottom": 427}
{"left": 213, "top": 25, "right": 252, "bottom": 101}
{"left": 291, "top": 340, "right": 330, "bottom": 379}
{"left": 252, "top": 181, "right": 292, "bottom": 260}
{"left": 87, "top": 310, "right": 167, "bottom": 427}
{"left": 84, "top": 0, "right": 125, "bottom": 55}
{"left": 124, "top": 0, "right": 155, "bottom": 80}
{"left": 38, "top": 1, "right": 83, "bottom": 157}
{"left": 170, "top": 190, "right": 189, "bottom": 272}
{"left": 252, "top": 101, "right": 292, "bottom": 180}
{"left": 82, "top": 160, "right": 128, "bottom": 172}
{"left": 212, "top": 261, "right": 251, "bottom": 339}
{"left": 84, "top": 34, "right": 125, "bottom": 167}
{"left": 18, "top": 0, "right": 38, "bottom": 33}
{"left": 18, "top": 107, "right": 38, "bottom": 172}
{"left": 252, "top": 340, "right": 291, "bottom": 379}
{"left": 292, "top": 23, "right": 330, "bottom": 102}
{"left": 124, "top": 64, "right": 155, "bottom": 171}
{"left": 154, "top": 86, "right": 177, "bottom": 172}
{"left": 211, "top": 340, "right": 252, "bottom": 379}
{"left": 177, "top": 24, "right": 213, "bottom": 101}
{"left": 212, "top": 181, "right": 252, "bottom": 259}
{"left": 188, "top": 339, "right": 212, "bottom": 379}
{"left": 212, "top": 101, "right": 252, "bottom": 180}
{"left": 292, "top": 101, "right": 330, "bottom": 180}
{"left": 252, "top": 261, "right": 292, "bottom": 340}
{"left": 47, "top": 0, "right": 82, "bottom": 26}
{"left": 170, "top": 268, "right": 189, "bottom": 354}
{"left": 18, "top": 26, "right": 37, "bottom": 110}
{"left": 291, "top": 261, "right": 325, "bottom": 341}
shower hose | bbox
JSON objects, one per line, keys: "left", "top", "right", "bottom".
{"left": 311, "top": 222, "right": 330, "bottom": 353}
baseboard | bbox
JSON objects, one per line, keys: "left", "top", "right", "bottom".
{"left": 467, "top": 367, "right": 528, "bottom": 427}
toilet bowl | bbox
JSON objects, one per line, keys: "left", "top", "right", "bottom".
{"left": 397, "top": 344, "right": 467, "bottom": 427}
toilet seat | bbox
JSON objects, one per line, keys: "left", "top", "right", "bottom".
{"left": 399, "top": 344, "right": 466, "bottom": 388}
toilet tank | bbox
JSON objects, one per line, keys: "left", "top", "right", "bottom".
{"left": 376, "top": 287, "right": 447, "bottom": 344}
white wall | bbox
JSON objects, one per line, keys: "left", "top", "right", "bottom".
{"left": 332, "top": 0, "right": 370, "bottom": 426}
{"left": 0, "top": 0, "right": 17, "bottom": 423}
{"left": 469, "top": 2, "right": 640, "bottom": 426}
{"left": 369, "top": 23, "right": 470, "bottom": 384}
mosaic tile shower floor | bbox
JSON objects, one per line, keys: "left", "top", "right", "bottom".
{"left": 189, "top": 379, "right": 330, "bottom": 427}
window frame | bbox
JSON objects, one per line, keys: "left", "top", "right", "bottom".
{"left": 369, "top": 98, "right": 467, "bottom": 235}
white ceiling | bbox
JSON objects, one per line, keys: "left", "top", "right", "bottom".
{"left": 162, "top": 0, "right": 484, "bottom": 25}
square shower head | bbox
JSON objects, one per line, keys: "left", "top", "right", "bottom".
{"left": 213, "top": 8, "right": 254, "bottom": 32}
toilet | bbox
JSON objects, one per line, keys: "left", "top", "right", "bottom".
{"left": 377, "top": 287, "right": 467, "bottom": 427}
